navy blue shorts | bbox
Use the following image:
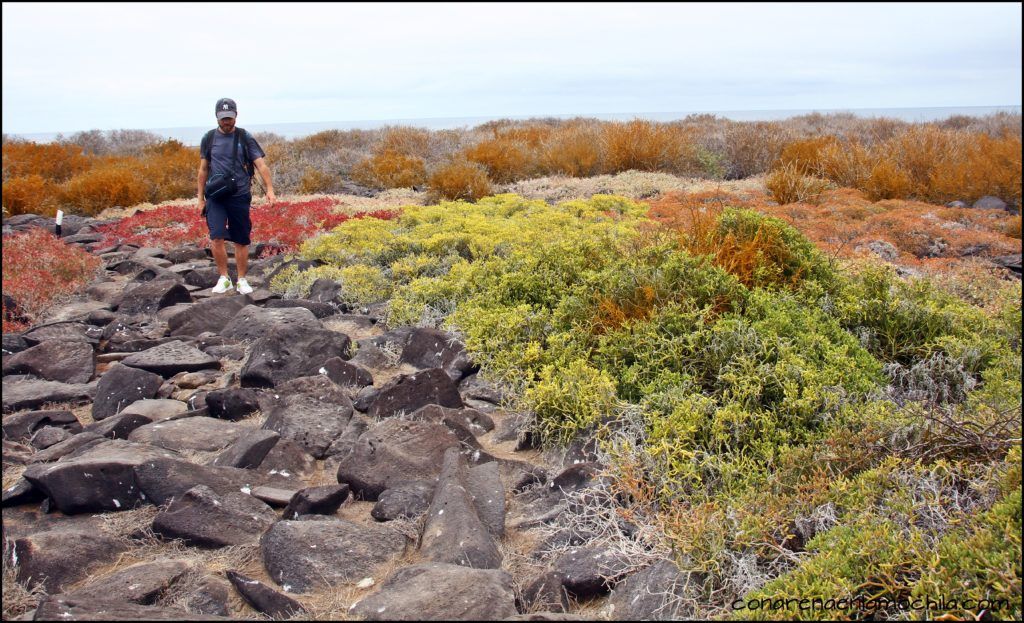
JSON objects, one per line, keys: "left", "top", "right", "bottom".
{"left": 206, "top": 193, "right": 252, "bottom": 246}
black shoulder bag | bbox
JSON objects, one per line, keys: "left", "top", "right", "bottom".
{"left": 204, "top": 129, "right": 241, "bottom": 201}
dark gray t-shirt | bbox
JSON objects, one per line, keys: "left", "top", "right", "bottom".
{"left": 206, "top": 129, "right": 265, "bottom": 197}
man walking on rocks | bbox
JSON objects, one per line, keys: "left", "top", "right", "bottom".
{"left": 198, "top": 97, "right": 276, "bottom": 295}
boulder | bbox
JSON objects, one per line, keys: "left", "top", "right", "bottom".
{"left": 67, "top": 560, "right": 192, "bottom": 604}
{"left": 420, "top": 449, "right": 502, "bottom": 569}
{"left": 121, "top": 340, "right": 221, "bottom": 377}
{"left": 152, "top": 484, "right": 277, "bottom": 547}
{"left": 32, "top": 595, "right": 230, "bottom": 621}
{"left": 400, "top": 327, "right": 477, "bottom": 381}
{"left": 30, "top": 426, "right": 73, "bottom": 449}
{"left": 28, "top": 431, "right": 106, "bottom": 464}
{"left": 221, "top": 305, "right": 322, "bottom": 342}
{"left": 261, "top": 375, "right": 353, "bottom": 458}
{"left": 336, "top": 419, "right": 462, "bottom": 500}
{"left": 13, "top": 529, "right": 128, "bottom": 593}
{"left": 22, "top": 440, "right": 179, "bottom": 513}
{"left": 2, "top": 340, "right": 95, "bottom": 383}
{"left": 260, "top": 518, "right": 408, "bottom": 593}
{"left": 973, "top": 195, "right": 1008, "bottom": 211}
{"left": 204, "top": 387, "right": 261, "bottom": 420}
{"left": 166, "top": 294, "right": 252, "bottom": 337}
{"left": 91, "top": 363, "right": 166, "bottom": 420}
{"left": 240, "top": 327, "right": 351, "bottom": 388}
{"left": 265, "top": 297, "right": 338, "bottom": 318}
{"left": 117, "top": 279, "right": 192, "bottom": 315}
{"left": 134, "top": 457, "right": 294, "bottom": 506}
{"left": 282, "top": 484, "right": 350, "bottom": 519}
{"left": 2, "top": 409, "right": 82, "bottom": 442}
{"left": 371, "top": 480, "right": 436, "bottom": 522}
{"left": 348, "top": 562, "right": 517, "bottom": 620}
{"left": 226, "top": 570, "right": 306, "bottom": 619}
{"left": 128, "top": 416, "right": 248, "bottom": 452}
{"left": 367, "top": 368, "right": 464, "bottom": 420}
{"left": 552, "top": 545, "right": 633, "bottom": 598}
{"left": 607, "top": 559, "right": 703, "bottom": 620}
{"left": 210, "top": 429, "right": 280, "bottom": 469}
{"left": 320, "top": 356, "right": 374, "bottom": 388}
{"left": 2, "top": 377, "right": 95, "bottom": 413}
{"left": 22, "top": 321, "right": 102, "bottom": 346}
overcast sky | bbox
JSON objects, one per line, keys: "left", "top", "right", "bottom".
{"left": 3, "top": 2, "right": 1021, "bottom": 135}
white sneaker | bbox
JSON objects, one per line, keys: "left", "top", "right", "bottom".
{"left": 212, "top": 275, "right": 233, "bottom": 294}
{"left": 236, "top": 278, "right": 254, "bottom": 295}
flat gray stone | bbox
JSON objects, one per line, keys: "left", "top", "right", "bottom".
{"left": 348, "top": 562, "right": 516, "bottom": 620}
{"left": 121, "top": 340, "right": 220, "bottom": 377}
{"left": 261, "top": 518, "right": 408, "bottom": 593}
{"left": 152, "top": 484, "right": 277, "bottom": 547}
{"left": 128, "top": 416, "right": 247, "bottom": 452}
{"left": 2, "top": 377, "right": 95, "bottom": 413}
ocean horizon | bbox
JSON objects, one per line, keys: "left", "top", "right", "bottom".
{"left": 9, "top": 105, "right": 1021, "bottom": 145}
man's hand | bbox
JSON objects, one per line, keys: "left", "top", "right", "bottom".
{"left": 264, "top": 189, "right": 276, "bottom": 206}
{"left": 199, "top": 197, "right": 207, "bottom": 218}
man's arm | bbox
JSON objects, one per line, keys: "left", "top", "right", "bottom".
{"left": 198, "top": 159, "right": 209, "bottom": 216}
{"left": 252, "top": 157, "right": 276, "bottom": 204}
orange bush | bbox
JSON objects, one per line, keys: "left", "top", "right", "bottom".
{"left": 648, "top": 191, "right": 809, "bottom": 289}
{"left": 298, "top": 168, "right": 337, "bottom": 194}
{"left": 1005, "top": 215, "right": 1022, "bottom": 240}
{"left": 864, "top": 158, "right": 913, "bottom": 201}
{"left": 601, "top": 120, "right": 690, "bottom": 174}
{"left": 138, "top": 139, "right": 196, "bottom": 203}
{"left": 462, "top": 136, "right": 535, "bottom": 183}
{"left": 2, "top": 174, "right": 60, "bottom": 217}
{"left": 775, "top": 136, "right": 841, "bottom": 176}
{"left": 426, "top": 159, "right": 492, "bottom": 203}
{"left": 60, "top": 162, "right": 149, "bottom": 216}
{"left": 540, "top": 123, "right": 603, "bottom": 177}
{"left": 1, "top": 142, "right": 91, "bottom": 181}
{"left": 928, "top": 131, "right": 1022, "bottom": 206}
{"left": 350, "top": 150, "right": 427, "bottom": 189}
{"left": 765, "top": 162, "right": 830, "bottom": 205}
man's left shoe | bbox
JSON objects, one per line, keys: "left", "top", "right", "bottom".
{"left": 236, "top": 278, "right": 254, "bottom": 295}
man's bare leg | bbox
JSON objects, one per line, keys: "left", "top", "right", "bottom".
{"left": 235, "top": 243, "right": 249, "bottom": 279}
{"left": 211, "top": 239, "right": 229, "bottom": 278}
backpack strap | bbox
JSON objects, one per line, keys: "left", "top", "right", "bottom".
{"left": 200, "top": 129, "right": 216, "bottom": 162}
{"left": 237, "top": 127, "right": 254, "bottom": 177}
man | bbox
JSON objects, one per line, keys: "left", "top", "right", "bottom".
{"left": 198, "top": 97, "right": 276, "bottom": 295}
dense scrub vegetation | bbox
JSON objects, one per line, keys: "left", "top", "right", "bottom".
{"left": 2, "top": 111, "right": 1020, "bottom": 619}
{"left": 272, "top": 194, "right": 1021, "bottom": 619}
{"left": 4, "top": 112, "right": 1019, "bottom": 218}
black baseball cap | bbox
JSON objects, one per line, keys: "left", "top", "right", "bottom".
{"left": 215, "top": 98, "right": 237, "bottom": 120}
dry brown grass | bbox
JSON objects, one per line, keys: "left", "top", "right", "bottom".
{"left": 601, "top": 120, "right": 691, "bottom": 175}
{"left": 426, "top": 159, "right": 493, "bottom": 203}
{"left": 462, "top": 136, "right": 537, "bottom": 184}
{"left": 350, "top": 150, "right": 427, "bottom": 190}
{"left": 764, "top": 162, "right": 830, "bottom": 205}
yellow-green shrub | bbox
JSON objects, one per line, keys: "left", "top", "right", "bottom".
{"left": 524, "top": 359, "right": 618, "bottom": 444}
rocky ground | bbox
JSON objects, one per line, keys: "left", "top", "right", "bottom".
{"left": 2, "top": 214, "right": 691, "bottom": 620}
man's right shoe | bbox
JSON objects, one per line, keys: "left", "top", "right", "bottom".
{"left": 212, "top": 275, "right": 233, "bottom": 294}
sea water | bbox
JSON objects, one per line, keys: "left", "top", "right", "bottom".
{"left": 12, "top": 105, "right": 1022, "bottom": 145}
